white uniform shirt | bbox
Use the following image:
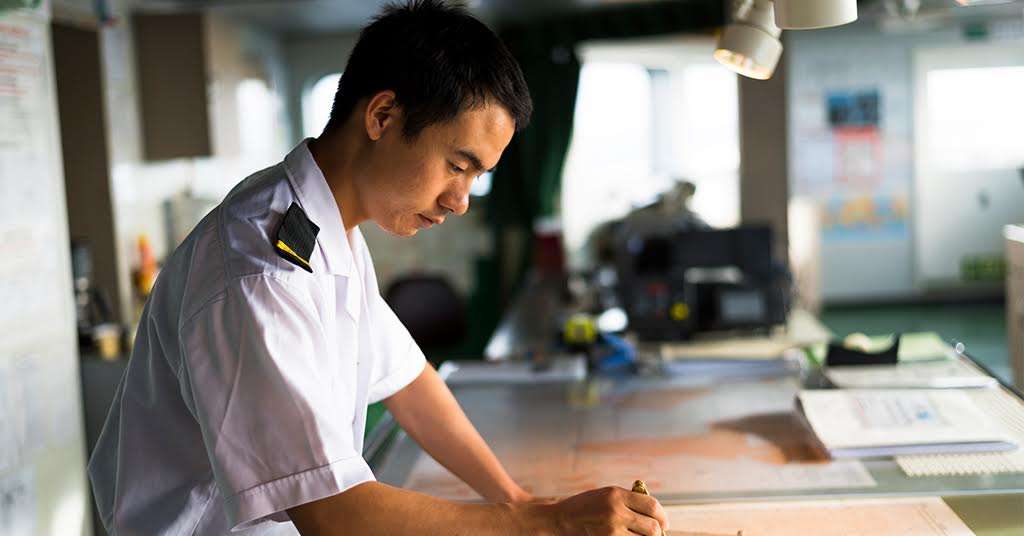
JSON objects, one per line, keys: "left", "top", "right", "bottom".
{"left": 89, "top": 140, "right": 427, "bottom": 535}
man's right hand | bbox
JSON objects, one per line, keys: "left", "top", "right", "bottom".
{"left": 533, "top": 486, "right": 670, "bottom": 535}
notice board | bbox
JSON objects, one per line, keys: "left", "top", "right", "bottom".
{"left": 0, "top": 3, "right": 92, "bottom": 535}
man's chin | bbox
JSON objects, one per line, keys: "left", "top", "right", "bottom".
{"left": 376, "top": 221, "right": 418, "bottom": 238}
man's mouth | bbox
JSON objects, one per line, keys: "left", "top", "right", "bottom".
{"left": 418, "top": 214, "right": 442, "bottom": 228}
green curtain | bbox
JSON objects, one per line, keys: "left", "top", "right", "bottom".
{"left": 0, "top": 0, "right": 41, "bottom": 11}
{"left": 483, "top": 0, "right": 726, "bottom": 304}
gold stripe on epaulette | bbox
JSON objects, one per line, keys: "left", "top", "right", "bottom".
{"left": 275, "top": 240, "right": 312, "bottom": 270}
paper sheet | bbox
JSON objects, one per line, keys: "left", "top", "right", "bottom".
{"left": 898, "top": 387, "right": 1024, "bottom": 476}
{"left": 663, "top": 497, "right": 974, "bottom": 536}
{"left": 893, "top": 333, "right": 960, "bottom": 361}
{"left": 440, "top": 356, "right": 586, "bottom": 385}
{"left": 824, "top": 360, "right": 996, "bottom": 389}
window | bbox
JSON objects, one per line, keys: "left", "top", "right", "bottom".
{"left": 561, "top": 38, "right": 740, "bottom": 268}
{"left": 303, "top": 72, "right": 342, "bottom": 138}
{"left": 925, "top": 66, "right": 1024, "bottom": 172}
{"left": 562, "top": 62, "right": 655, "bottom": 257}
{"left": 237, "top": 78, "right": 279, "bottom": 159}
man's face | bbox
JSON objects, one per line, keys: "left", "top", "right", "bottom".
{"left": 358, "top": 101, "right": 515, "bottom": 237}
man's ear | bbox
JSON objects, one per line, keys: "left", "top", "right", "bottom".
{"left": 364, "top": 90, "right": 400, "bottom": 141}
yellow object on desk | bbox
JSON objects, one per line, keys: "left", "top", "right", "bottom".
{"left": 564, "top": 313, "right": 598, "bottom": 347}
{"left": 93, "top": 323, "right": 122, "bottom": 360}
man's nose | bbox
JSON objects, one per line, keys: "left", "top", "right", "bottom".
{"left": 439, "top": 184, "right": 470, "bottom": 216}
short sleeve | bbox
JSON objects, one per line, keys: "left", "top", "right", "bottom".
{"left": 366, "top": 291, "right": 428, "bottom": 404}
{"left": 180, "top": 275, "right": 374, "bottom": 530}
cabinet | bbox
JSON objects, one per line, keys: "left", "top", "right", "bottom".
{"left": 1007, "top": 225, "right": 1024, "bottom": 387}
{"left": 134, "top": 12, "right": 212, "bottom": 160}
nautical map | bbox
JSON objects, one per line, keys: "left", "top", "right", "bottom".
{"left": 663, "top": 497, "right": 973, "bottom": 536}
{"left": 401, "top": 376, "right": 875, "bottom": 499}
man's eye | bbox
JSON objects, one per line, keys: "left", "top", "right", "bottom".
{"left": 449, "top": 163, "right": 465, "bottom": 174}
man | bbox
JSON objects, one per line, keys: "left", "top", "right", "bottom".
{"left": 89, "top": 1, "right": 669, "bottom": 534}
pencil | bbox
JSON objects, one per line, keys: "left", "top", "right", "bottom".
{"left": 631, "top": 480, "right": 667, "bottom": 536}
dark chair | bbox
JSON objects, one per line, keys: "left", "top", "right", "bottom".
{"left": 384, "top": 274, "right": 467, "bottom": 356}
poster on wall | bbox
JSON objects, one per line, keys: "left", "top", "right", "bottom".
{"left": 827, "top": 89, "right": 879, "bottom": 128}
{"left": 828, "top": 89, "right": 883, "bottom": 189}
{"left": 822, "top": 194, "right": 908, "bottom": 241}
{"left": 1, "top": 6, "right": 90, "bottom": 534}
{"left": 817, "top": 89, "right": 908, "bottom": 242}
{"left": 0, "top": 469, "right": 35, "bottom": 536}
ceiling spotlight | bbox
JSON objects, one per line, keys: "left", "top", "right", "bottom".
{"left": 773, "top": 0, "right": 858, "bottom": 30}
{"left": 714, "top": 0, "right": 783, "bottom": 80}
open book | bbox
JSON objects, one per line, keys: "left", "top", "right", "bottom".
{"left": 796, "top": 389, "right": 1017, "bottom": 458}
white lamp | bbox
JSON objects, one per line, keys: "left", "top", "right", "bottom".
{"left": 714, "top": 0, "right": 783, "bottom": 80}
{"left": 773, "top": 0, "right": 858, "bottom": 30}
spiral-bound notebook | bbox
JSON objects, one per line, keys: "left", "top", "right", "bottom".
{"left": 897, "top": 387, "right": 1024, "bottom": 476}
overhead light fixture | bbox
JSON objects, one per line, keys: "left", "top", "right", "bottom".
{"left": 714, "top": 0, "right": 859, "bottom": 80}
{"left": 774, "top": 0, "right": 858, "bottom": 30}
{"left": 714, "top": 0, "right": 783, "bottom": 80}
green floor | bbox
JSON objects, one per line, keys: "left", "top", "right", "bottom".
{"left": 820, "top": 302, "right": 1012, "bottom": 385}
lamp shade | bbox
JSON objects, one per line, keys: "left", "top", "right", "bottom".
{"left": 714, "top": 23, "right": 783, "bottom": 80}
{"left": 774, "top": 0, "right": 858, "bottom": 30}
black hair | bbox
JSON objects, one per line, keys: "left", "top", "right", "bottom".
{"left": 324, "top": 0, "right": 532, "bottom": 139}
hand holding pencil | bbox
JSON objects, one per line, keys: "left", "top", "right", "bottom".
{"left": 631, "top": 480, "right": 743, "bottom": 536}
{"left": 632, "top": 480, "right": 668, "bottom": 536}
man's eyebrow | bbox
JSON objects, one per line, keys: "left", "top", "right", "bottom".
{"left": 455, "top": 149, "right": 495, "bottom": 173}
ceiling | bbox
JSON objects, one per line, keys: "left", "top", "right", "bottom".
{"left": 135, "top": 0, "right": 1024, "bottom": 37}
{"left": 136, "top": 0, "right": 692, "bottom": 36}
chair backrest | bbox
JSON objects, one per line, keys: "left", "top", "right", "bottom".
{"left": 384, "top": 274, "right": 467, "bottom": 351}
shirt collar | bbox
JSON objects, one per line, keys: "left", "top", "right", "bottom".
{"left": 282, "top": 138, "right": 353, "bottom": 276}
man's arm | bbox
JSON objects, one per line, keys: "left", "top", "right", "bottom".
{"left": 382, "top": 363, "right": 528, "bottom": 502}
{"left": 288, "top": 364, "right": 670, "bottom": 535}
{"left": 288, "top": 481, "right": 545, "bottom": 535}
{"left": 288, "top": 480, "right": 667, "bottom": 535}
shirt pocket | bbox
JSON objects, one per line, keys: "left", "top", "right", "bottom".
{"left": 329, "top": 274, "right": 361, "bottom": 397}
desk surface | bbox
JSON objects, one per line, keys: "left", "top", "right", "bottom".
{"left": 390, "top": 278, "right": 1024, "bottom": 533}
{"left": 374, "top": 366, "right": 1024, "bottom": 534}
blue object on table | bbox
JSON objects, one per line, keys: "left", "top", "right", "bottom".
{"left": 594, "top": 333, "right": 636, "bottom": 374}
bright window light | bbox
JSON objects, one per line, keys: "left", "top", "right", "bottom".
{"left": 562, "top": 62, "right": 654, "bottom": 266}
{"left": 926, "top": 66, "right": 1024, "bottom": 172}
{"left": 471, "top": 171, "right": 493, "bottom": 197}
{"left": 561, "top": 46, "right": 740, "bottom": 269}
{"left": 303, "top": 72, "right": 341, "bottom": 138}
{"left": 237, "top": 78, "right": 277, "bottom": 159}
{"left": 671, "top": 64, "right": 740, "bottom": 228}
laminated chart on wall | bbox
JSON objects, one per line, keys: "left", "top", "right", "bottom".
{"left": 0, "top": 469, "right": 36, "bottom": 536}
{"left": 0, "top": 5, "right": 91, "bottom": 535}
